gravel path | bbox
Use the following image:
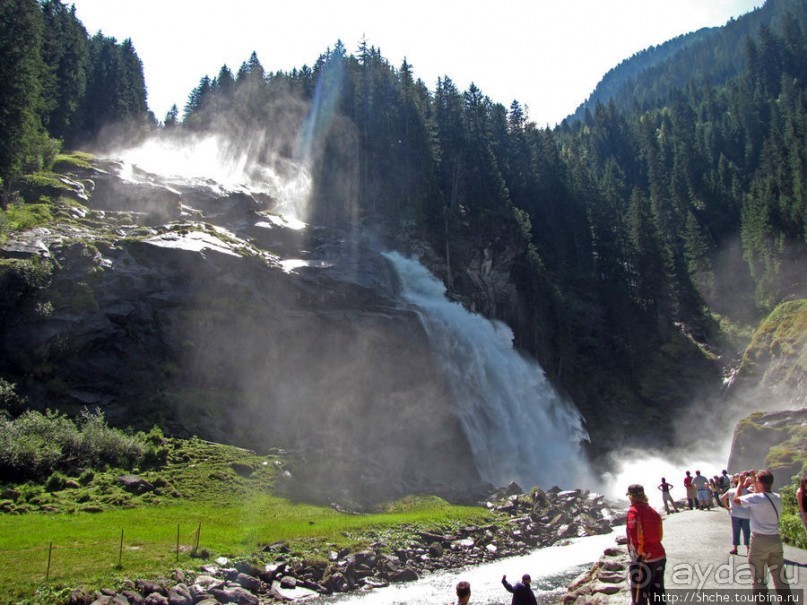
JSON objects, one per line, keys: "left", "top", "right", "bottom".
{"left": 662, "top": 506, "right": 807, "bottom": 591}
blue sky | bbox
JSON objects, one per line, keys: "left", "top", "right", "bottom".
{"left": 70, "top": 0, "right": 762, "bottom": 127}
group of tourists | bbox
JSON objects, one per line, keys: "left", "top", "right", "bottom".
{"left": 452, "top": 468, "right": 803, "bottom": 605}
{"left": 678, "top": 468, "right": 732, "bottom": 512}
{"left": 630, "top": 468, "right": 796, "bottom": 605}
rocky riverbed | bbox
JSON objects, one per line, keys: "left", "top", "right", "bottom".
{"left": 67, "top": 484, "right": 625, "bottom": 605}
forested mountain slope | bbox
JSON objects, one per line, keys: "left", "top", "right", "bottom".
{"left": 569, "top": 0, "right": 807, "bottom": 123}
{"left": 1, "top": 0, "right": 806, "bottom": 482}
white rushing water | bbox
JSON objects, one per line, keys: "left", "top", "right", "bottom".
{"left": 384, "top": 252, "right": 592, "bottom": 490}
{"left": 114, "top": 131, "right": 314, "bottom": 223}
{"left": 317, "top": 528, "right": 620, "bottom": 605}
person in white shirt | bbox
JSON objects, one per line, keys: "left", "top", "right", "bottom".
{"left": 692, "top": 470, "right": 711, "bottom": 510}
{"left": 733, "top": 469, "right": 792, "bottom": 596}
{"left": 721, "top": 474, "right": 750, "bottom": 555}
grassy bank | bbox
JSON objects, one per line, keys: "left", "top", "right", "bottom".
{"left": 0, "top": 431, "right": 492, "bottom": 604}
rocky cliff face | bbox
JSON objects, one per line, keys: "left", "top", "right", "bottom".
{"left": 726, "top": 409, "right": 807, "bottom": 488}
{"left": 0, "top": 160, "right": 483, "bottom": 504}
{"left": 725, "top": 300, "right": 807, "bottom": 486}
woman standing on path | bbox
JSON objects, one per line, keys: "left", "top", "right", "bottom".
{"left": 733, "top": 469, "right": 792, "bottom": 596}
{"left": 658, "top": 478, "right": 679, "bottom": 514}
{"left": 720, "top": 474, "right": 750, "bottom": 555}
{"left": 626, "top": 484, "right": 666, "bottom": 605}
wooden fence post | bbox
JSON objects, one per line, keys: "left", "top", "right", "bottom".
{"left": 45, "top": 542, "right": 53, "bottom": 581}
{"left": 118, "top": 529, "right": 124, "bottom": 567}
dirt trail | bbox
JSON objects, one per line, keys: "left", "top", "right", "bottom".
{"left": 662, "top": 506, "right": 807, "bottom": 591}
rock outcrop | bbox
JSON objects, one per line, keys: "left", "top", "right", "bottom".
{"left": 728, "top": 299, "right": 807, "bottom": 409}
{"left": 0, "top": 160, "right": 479, "bottom": 503}
{"left": 726, "top": 409, "right": 807, "bottom": 488}
{"left": 561, "top": 543, "right": 631, "bottom": 605}
{"left": 724, "top": 300, "right": 807, "bottom": 487}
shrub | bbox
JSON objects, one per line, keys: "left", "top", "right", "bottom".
{"left": 0, "top": 379, "right": 26, "bottom": 416}
{"left": 0, "top": 414, "right": 66, "bottom": 481}
{"left": 76, "top": 409, "right": 144, "bottom": 469}
{"left": 142, "top": 445, "right": 169, "bottom": 468}
{"left": 78, "top": 469, "right": 95, "bottom": 486}
{"left": 3, "top": 202, "right": 53, "bottom": 231}
{"left": 781, "top": 484, "right": 807, "bottom": 549}
{"left": 45, "top": 472, "right": 69, "bottom": 492}
{"left": 0, "top": 409, "right": 148, "bottom": 483}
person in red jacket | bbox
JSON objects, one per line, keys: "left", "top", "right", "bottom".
{"left": 626, "top": 484, "right": 666, "bottom": 605}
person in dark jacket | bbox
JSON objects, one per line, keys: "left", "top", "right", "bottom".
{"left": 626, "top": 484, "right": 666, "bottom": 605}
{"left": 501, "top": 573, "right": 537, "bottom": 605}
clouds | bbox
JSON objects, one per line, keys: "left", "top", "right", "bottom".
{"left": 71, "top": 0, "right": 761, "bottom": 127}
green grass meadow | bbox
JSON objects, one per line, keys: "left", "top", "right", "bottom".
{"left": 0, "top": 432, "right": 491, "bottom": 604}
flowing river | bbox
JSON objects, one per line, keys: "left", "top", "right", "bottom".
{"left": 313, "top": 528, "right": 622, "bottom": 604}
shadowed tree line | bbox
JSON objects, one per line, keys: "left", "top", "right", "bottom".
{"left": 0, "top": 0, "right": 150, "bottom": 204}
{"left": 1, "top": 0, "right": 806, "bottom": 450}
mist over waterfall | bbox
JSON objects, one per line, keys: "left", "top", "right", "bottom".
{"left": 114, "top": 130, "right": 314, "bottom": 224}
{"left": 385, "top": 251, "right": 592, "bottom": 490}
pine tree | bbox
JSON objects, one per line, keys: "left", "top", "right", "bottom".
{"left": 80, "top": 33, "right": 149, "bottom": 140}
{"left": 0, "top": 0, "right": 46, "bottom": 203}
{"left": 183, "top": 75, "right": 212, "bottom": 122}
{"left": 236, "top": 51, "right": 265, "bottom": 84}
{"left": 39, "top": 0, "right": 89, "bottom": 143}
{"left": 627, "top": 187, "right": 672, "bottom": 316}
{"left": 163, "top": 104, "right": 179, "bottom": 128}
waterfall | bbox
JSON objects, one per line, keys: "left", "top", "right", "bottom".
{"left": 384, "top": 251, "right": 591, "bottom": 490}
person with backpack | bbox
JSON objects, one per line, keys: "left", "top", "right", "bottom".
{"left": 626, "top": 484, "right": 666, "bottom": 605}
{"left": 733, "top": 469, "right": 792, "bottom": 596}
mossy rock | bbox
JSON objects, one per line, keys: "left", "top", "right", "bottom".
{"left": 736, "top": 300, "right": 807, "bottom": 403}
{"left": 728, "top": 409, "right": 807, "bottom": 488}
{"left": 52, "top": 151, "right": 95, "bottom": 172}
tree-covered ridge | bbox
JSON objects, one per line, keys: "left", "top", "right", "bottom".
{"left": 0, "top": 0, "right": 151, "bottom": 203}
{"left": 2, "top": 0, "right": 806, "bottom": 449}
{"left": 571, "top": 0, "right": 807, "bottom": 124}
{"left": 173, "top": 5, "right": 806, "bottom": 437}
{"left": 175, "top": 10, "right": 806, "bottom": 315}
